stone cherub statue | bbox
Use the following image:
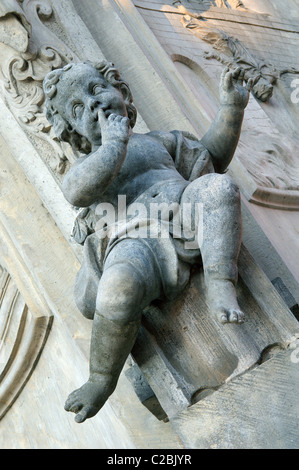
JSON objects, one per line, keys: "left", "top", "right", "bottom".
{"left": 43, "top": 61, "right": 252, "bottom": 423}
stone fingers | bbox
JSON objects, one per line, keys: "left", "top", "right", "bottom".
{"left": 97, "top": 108, "right": 107, "bottom": 127}
{"left": 233, "top": 67, "right": 245, "bottom": 85}
{"left": 220, "top": 66, "right": 229, "bottom": 88}
{"left": 246, "top": 77, "right": 254, "bottom": 91}
{"left": 107, "top": 114, "right": 129, "bottom": 123}
{"left": 221, "top": 67, "right": 233, "bottom": 91}
{"left": 222, "top": 67, "right": 253, "bottom": 92}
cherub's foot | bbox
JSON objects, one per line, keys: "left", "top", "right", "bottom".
{"left": 207, "top": 279, "right": 245, "bottom": 324}
{"left": 216, "top": 306, "right": 245, "bottom": 324}
{"left": 64, "top": 374, "right": 116, "bottom": 423}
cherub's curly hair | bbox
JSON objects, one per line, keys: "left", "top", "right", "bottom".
{"left": 43, "top": 60, "right": 137, "bottom": 153}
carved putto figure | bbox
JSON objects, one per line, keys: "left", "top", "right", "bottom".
{"left": 43, "top": 61, "right": 252, "bottom": 423}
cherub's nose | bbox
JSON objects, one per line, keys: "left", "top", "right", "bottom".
{"left": 88, "top": 98, "right": 101, "bottom": 112}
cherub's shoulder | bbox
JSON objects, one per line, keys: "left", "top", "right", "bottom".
{"left": 146, "top": 129, "right": 205, "bottom": 154}
{"left": 146, "top": 129, "right": 177, "bottom": 142}
{"left": 146, "top": 130, "right": 177, "bottom": 156}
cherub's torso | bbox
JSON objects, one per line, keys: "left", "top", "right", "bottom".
{"left": 90, "top": 132, "right": 188, "bottom": 210}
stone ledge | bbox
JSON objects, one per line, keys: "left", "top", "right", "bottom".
{"left": 170, "top": 347, "right": 299, "bottom": 449}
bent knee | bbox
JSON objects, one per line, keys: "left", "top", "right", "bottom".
{"left": 74, "top": 295, "right": 95, "bottom": 320}
{"left": 217, "top": 174, "right": 239, "bottom": 204}
{"left": 96, "top": 263, "right": 145, "bottom": 323}
{"left": 196, "top": 173, "right": 240, "bottom": 205}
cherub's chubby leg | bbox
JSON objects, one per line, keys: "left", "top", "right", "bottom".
{"left": 65, "top": 239, "right": 162, "bottom": 423}
{"left": 180, "top": 173, "right": 245, "bottom": 324}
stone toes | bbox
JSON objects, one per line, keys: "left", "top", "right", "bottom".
{"left": 64, "top": 399, "right": 73, "bottom": 411}
{"left": 75, "top": 409, "right": 88, "bottom": 423}
{"left": 217, "top": 309, "right": 245, "bottom": 324}
{"left": 65, "top": 400, "right": 79, "bottom": 412}
{"left": 64, "top": 393, "right": 82, "bottom": 412}
{"left": 70, "top": 403, "right": 84, "bottom": 414}
{"left": 228, "top": 309, "right": 245, "bottom": 324}
{"left": 237, "top": 311, "right": 245, "bottom": 323}
{"left": 75, "top": 406, "right": 97, "bottom": 423}
{"left": 217, "top": 311, "right": 229, "bottom": 324}
{"left": 228, "top": 310, "right": 239, "bottom": 323}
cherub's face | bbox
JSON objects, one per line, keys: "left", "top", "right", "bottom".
{"left": 52, "top": 63, "right": 127, "bottom": 147}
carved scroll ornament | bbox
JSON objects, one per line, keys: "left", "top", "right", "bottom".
{"left": 0, "top": 0, "right": 77, "bottom": 176}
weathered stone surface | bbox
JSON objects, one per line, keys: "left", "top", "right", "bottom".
{"left": 125, "top": 363, "right": 168, "bottom": 421}
{"left": 132, "top": 244, "right": 299, "bottom": 418}
{"left": 171, "top": 347, "right": 299, "bottom": 449}
{"left": 42, "top": 57, "right": 253, "bottom": 424}
{"left": 0, "top": 263, "right": 53, "bottom": 422}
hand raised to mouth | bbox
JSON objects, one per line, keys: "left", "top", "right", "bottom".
{"left": 98, "top": 108, "right": 131, "bottom": 144}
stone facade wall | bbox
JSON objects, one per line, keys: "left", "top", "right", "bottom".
{"left": 0, "top": 0, "right": 298, "bottom": 449}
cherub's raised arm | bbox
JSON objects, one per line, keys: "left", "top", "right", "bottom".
{"left": 62, "top": 112, "right": 130, "bottom": 207}
{"left": 200, "top": 67, "right": 253, "bottom": 174}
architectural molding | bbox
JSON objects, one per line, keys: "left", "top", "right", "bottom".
{"left": 0, "top": 222, "right": 53, "bottom": 421}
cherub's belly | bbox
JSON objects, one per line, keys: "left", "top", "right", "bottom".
{"left": 102, "top": 164, "right": 186, "bottom": 207}
{"left": 110, "top": 135, "right": 185, "bottom": 204}
{"left": 128, "top": 178, "right": 188, "bottom": 210}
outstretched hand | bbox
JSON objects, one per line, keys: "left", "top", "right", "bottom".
{"left": 98, "top": 109, "right": 131, "bottom": 145}
{"left": 220, "top": 67, "right": 253, "bottom": 109}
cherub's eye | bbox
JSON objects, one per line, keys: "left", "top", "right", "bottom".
{"left": 92, "top": 83, "right": 106, "bottom": 94}
{"left": 73, "top": 102, "right": 84, "bottom": 118}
